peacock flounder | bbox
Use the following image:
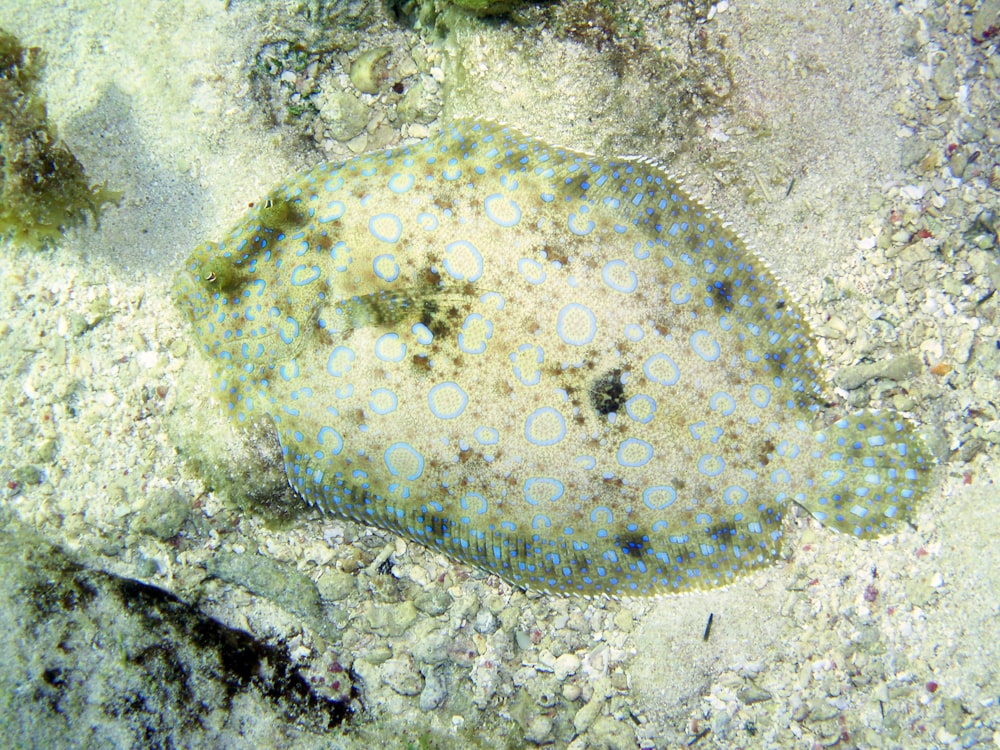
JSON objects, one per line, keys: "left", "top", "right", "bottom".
{"left": 174, "top": 119, "right": 932, "bottom": 597}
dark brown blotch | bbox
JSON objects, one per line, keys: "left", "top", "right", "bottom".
{"left": 590, "top": 368, "right": 626, "bottom": 417}
{"left": 616, "top": 530, "right": 650, "bottom": 558}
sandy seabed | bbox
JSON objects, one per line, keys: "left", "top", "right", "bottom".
{"left": 0, "top": 1, "right": 997, "bottom": 748}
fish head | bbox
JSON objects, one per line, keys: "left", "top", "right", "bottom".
{"left": 172, "top": 188, "right": 330, "bottom": 367}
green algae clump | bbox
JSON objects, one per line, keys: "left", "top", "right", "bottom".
{"left": 448, "top": 0, "right": 527, "bottom": 14}
{"left": 0, "top": 28, "right": 120, "bottom": 250}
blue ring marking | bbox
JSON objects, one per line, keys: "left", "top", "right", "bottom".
{"left": 575, "top": 455, "right": 596, "bottom": 470}
{"left": 524, "top": 407, "right": 566, "bottom": 446}
{"left": 499, "top": 174, "right": 519, "bottom": 191}
{"left": 428, "top": 381, "right": 469, "bottom": 420}
{"left": 690, "top": 330, "right": 721, "bottom": 361}
{"left": 532, "top": 514, "right": 551, "bottom": 529}
{"left": 474, "top": 426, "right": 499, "bottom": 445}
{"left": 777, "top": 441, "right": 799, "bottom": 459}
{"left": 443, "top": 240, "right": 484, "bottom": 282}
{"left": 368, "top": 213, "right": 403, "bottom": 243}
{"left": 724, "top": 485, "right": 748, "bottom": 505}
{"left": 625, "top": 395, "right": 657, "bottom": 424}
{"left": 601, "top": 260, "right": 638, "bottom": 293}
{"left": 523, "top": 477, "right": 564, "bottom": 506}
{"left": 669, "top": 283, "right": 691, "bottom": 305}
{"left": 480, "top": 291, "right": 505, "bottom": 310}
{"left": 458, "top": 313, "right": 493, "bottom": 354}
{"left": 770, "top": 468, "right": 791, "bottom": 484}
{"left": 556, "top": 303, "right": 597, "bottom": 346}
{"left": 568, "top": 211, "right": 595, "bottom": 235}
{"left": 511, "top": 344, "right": 543, "bottom": 386}
{"left": 317, "top": 426, "right": 343, "bottom": 455}
{"left": 590, "top": 506, "right": 613, "bottom": 524}
{"left": 823, "top": 469, "right": 845, "bottom": 485}
{"left": 384, "top": 442, "right": 424, "bottom": 480}
{"left": 369, "top": 388, "right": 398, "bottom": 415}
{"left": 461, "top": 492, "right": 488, "bottom": 515}
{"left": 388, "top": 172, "right": 415, "bottom": 193}
{"left": 290, "top": 265, "right": 321, "bottom": 286}
{"left": 443, "top": 167, "right": 461, "bottom": 180}
{"left": 411, "top": 323, "right": 433, "bottom": 345}
{"left": 625, "top": 324, "right": 644, "bottom": 341}
{"left": 374, "top": 333, "right": 406, "bottom": 363}
{"left": 518, "top": 258, "right": 546, "bottom": 285}
{"left": 617, "top": 438, "right": 654, "bottom": 468}
{"left": 318, "top": 201, "right": 346, "bottom": 223}
{"left": 278, "top": 316, "right": 300, "bottom": 344}
{"left": 643, "top": 353, "right": 680, "bottom": 386}
{"left": 709, "top": 391, "right": 737, "bottom": 416}
{"left": 643, "top": 486, "right": 677, "bottom": 510}
{"left": 330, "top": 240, "right": 351, "bottom": 272}
{"left": 484, "top": 193, "right": 522, "bottom": 227}
{"left": 750, "top": 384, "right": 771, "bottom": 408}
{"left": 279, "top": 360, "right": 299, "bottom": 381}
{"left": 417, "top": 212, "right": 438, "bottom": 231}
{"left": 326, "top": 346, "right": 356, "bottom": 377}
{"left": 373, "top": 254, "right": 400, "bottom": 282}
{"left": 323, "top": 177, "right": 344, "bottom": 193}
{"left": 698, "top": 454, "right": 726, "bottom": 476}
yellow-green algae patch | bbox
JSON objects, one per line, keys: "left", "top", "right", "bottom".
{"left": 174, "top": 120, "right": 933, "bottom": 597}
{"left": 0, "top": 27, "right": 119, "bottom": 250}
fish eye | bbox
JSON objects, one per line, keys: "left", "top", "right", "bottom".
{"left": 205, "top": 272, "right": 217, "bottom": 283}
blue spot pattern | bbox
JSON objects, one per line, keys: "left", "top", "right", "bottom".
{"left": 174, "top": 119, "right": 934, "bottom": 597}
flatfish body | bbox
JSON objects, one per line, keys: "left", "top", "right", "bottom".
{"left": 174, "top": 120, "right": 932, "bottom": 596}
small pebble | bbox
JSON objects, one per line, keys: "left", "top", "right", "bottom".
{"left": 738, "top": 685, "right": 773, "bottom": 705}
{"left": 381, "top": 657, "right": 424, "bottom": 696}
{"left": 411, "top": 629, "right": 450, "bottom": 665}
{"left": 474, "top": 607, "right": 499, "bottom": 635}
{"left": 133, "top": 487, "right": 189, "bottom": 540}
{"left": 413, "top": 588, "right": 452, "bottom": 615}
{"left": 554, "top": 652, "right": 581, "bottom": 681}
{"left": 525, "top": 715, "right": 553, "bottom": 744}
{"left": 419, "top": 666, "right": 447, "bottom": 711}
{"left": 574, "top": 692, "right": 606, "bottom": 733}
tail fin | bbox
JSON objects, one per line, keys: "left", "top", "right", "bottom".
{"left": 796, "top": 410, "right": 933, "bottom": 538}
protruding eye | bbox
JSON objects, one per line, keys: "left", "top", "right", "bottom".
{"left": 205, "top": 272, "right": 217, "bottom": 283}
